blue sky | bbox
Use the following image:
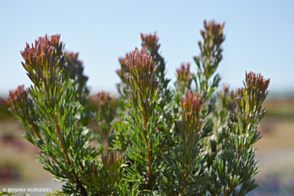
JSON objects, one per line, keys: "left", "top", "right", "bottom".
{"left": 0, "top": 1, "right": 293, "bottom": 96}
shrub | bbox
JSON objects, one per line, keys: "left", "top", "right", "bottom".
{"left": 5, "top": 20, "right": 270, "bottom": 196}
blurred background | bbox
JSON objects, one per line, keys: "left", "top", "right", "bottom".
{"left": 0, "top": 1, "right": 293, "bottom": 195}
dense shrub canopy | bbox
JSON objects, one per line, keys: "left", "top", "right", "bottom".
{"left": 4, "top": 20, "right": 270, "bottom": 196}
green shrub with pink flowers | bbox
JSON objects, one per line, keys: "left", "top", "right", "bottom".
{"left": 5, "top": 20, "right": 270, "bottom": 196}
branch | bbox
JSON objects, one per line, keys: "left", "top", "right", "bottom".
{"left": 54, "top": 113, "right": 87, "bottom": 196}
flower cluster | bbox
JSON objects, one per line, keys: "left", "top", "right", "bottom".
{"left": 20, "top": 34, "right": 67, "bottom": 105}
{"left": 141, "top": 32, "right": 160, "bottom": 53}
{"left": 175, "top": 62, "right": 192, "bottom": 89}
{"left": 21, "top": 34, "right": 61, "bottom": 62}
{"left": 66, "top": 52, "right": 86, "bottom": 81}
{"left": 194, "top": 20, "right": 225, "bottom": 81}
{"left": 94, "top": 91, "right": 111, "bottom": 106}
{"left": 6, "top": 85, "right": 28, "bottom": 106}
{"left": 6, "top": 85, "right": 41, "bottom": 139}
{"left": 229, "top": 72, "right": 270, "bottom": 141}
{"left": 126, "top": 48, "right": 159, "bottom": 109}
{"left": 179, "top": 90, "right": 204, "bottom": 136}
{"left": 93, "top": 91, "right": 114, "bottom": 127}
{"left": 6, "top": 85, "right": 31, "bottom": 117}
{"left": 101, "top": 151, "right": 124, "bottom": 186}
{"left": 116, "top": 55, "right": 130, "bottom": 84}
{"left": 245, "top": 71, "right": 270, "bottom": 97}
{"left": 102, "top": 150, "right": 124, "bottom": 172}
{"left": 127, "top": 48, "right": 157, "bottom": 77}
{"left": 217, "top": 85, "right": 236, "bottom": 111}
{"left": 235, "top": 72, "right": 270, "bottom": 116}
{"left": 140, "top": 33, "right": 166, "bottom": 81}
{"left": 201, "top": 20, "right": 225, "bottom": 47}
{"left": 21, "top": 34, "right": 64, "bottom": 78}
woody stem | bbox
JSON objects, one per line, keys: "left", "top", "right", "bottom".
{"left": 54, "top": 113, "right": 87, "bottom": 196}
{"left": 143, "top": 107, "right": 152, "bottom": 190}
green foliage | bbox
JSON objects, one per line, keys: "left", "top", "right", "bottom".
{"left": 0, "top": 191, "right": 15, "bottom": 196}
{"left": 6, "top": 20, "right": 270, "bottom": 195}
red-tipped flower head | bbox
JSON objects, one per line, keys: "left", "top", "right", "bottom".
{"left": 245, "top": 72, "right": 270, "bottom": 92}
{"left": 6, "top": 85, "right": 27, "bottom": 105}
{"left": 141, "top": 32, "right": 160, "bottom": 53}
{"left": 180, "top": 90, "right": 204, "bottom": 130}
{"left": 126, "top": 48, "right": 157, "bottom": 76}
{"left": 175, "top": 62, "right": 192, "bottom": 88}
